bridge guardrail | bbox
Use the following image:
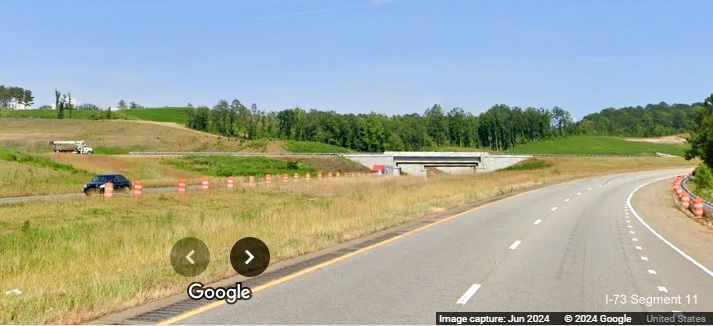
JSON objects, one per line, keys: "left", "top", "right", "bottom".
{"left": 681, "top": 175, "right": 713, "bottom": 213}
{"left": 129, "top": 151, "right": 670, "bottom": 157}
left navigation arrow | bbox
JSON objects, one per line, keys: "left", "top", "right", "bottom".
{"left": 170, "top": 237, "right": 210, "bottom": 277}
{"left": 186, "top": 250, "right": 196, "bottom": 264}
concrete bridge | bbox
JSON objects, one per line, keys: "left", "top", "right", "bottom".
{"left": 343, "top": 151, "right": 532, "bottom": 176}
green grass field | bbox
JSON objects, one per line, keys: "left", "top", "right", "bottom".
{"left": 506, "top": 136, "right": 688, "bottom": 156}
{"left": 120, "top": 107, "right": 189, "bottom": 124}
{"left": 283, "top": 140, "right": 353, "bottom": 153}
{"left": 164, "top": 155, "right": 365, "bottom": 177}
{"left": 0, "top": 107, "right": 188, "bottom": 124}
{"left": 236, "top": 139, "right": 353, "bottom": 153}
{"left": 0, "top": 109, "right": 132, "bottom": 120}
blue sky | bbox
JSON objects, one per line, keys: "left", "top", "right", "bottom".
{"left": 2, "top": 0, "right": 712, "bottom": 118}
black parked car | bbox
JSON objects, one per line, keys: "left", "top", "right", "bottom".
{"left": 84, "top": 174, "right": 132, "bottom": 195}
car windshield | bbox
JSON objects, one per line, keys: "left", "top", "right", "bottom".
{"left": 91, "top": 176, "right": 112, "bottom": 183}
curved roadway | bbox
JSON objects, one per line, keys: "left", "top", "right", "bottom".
{"left": 127, "top": 169, "right": 713, "bottom": 324}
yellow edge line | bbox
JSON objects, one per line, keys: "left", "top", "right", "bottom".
{"left": 158, "top": 181, "right": 565, "bottom": 325}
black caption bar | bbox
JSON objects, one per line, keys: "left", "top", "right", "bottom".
{"left": 436, "top": 312, "right": 712, "bottom": 325}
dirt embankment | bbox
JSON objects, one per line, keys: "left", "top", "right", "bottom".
{"left": 631, "top": 179, "right": 713, "bottom": 269}
{"left": 625, "top": 135, "right": 688, "bottom": 144}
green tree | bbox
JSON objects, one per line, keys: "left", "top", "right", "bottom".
{"left": 118, "top": 100, "right": 127, "bottom": 109}
{"left": 685, "top": 94, "right": 713, "bottom": 168}
{"left": 55, "top": 89, "right": 64, "bottom": 119}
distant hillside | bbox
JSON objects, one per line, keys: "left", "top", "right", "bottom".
{"left": 0, "top": 109, "right": 132, "bottom": 120}
{"left": 0, "top": 118, "right": 229, "bottom": 154}
{"left": 237, "top": 139, "right": 353, "bottom": 153}
{"left": 120, "top": 107, "right": 189, "bottom": 124}
{"left": 506, "top": 135, "right": 688, "bottom": 156}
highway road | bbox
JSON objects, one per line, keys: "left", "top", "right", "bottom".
{"left": 120, "top": 169, "right": 713, "bottom": 325}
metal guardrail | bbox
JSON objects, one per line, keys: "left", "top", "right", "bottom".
{"left": 129, "top": 151, "right": 673, "bottom": 157}
{"left": 680, "top": 176, "right": 713, "bottom": 212}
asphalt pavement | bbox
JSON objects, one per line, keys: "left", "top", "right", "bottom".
{"left": 167, "top": 168, "right": 713, "bottom": 324}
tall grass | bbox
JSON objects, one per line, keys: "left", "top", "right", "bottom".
{"left": 283, "top": 140, "right": 353, "bottom": 153}
{"left": 163, "top": 156, "right": 353, "bottom": 176}
{"left": 0, "top": 157, "right": 695, "bottom": 324}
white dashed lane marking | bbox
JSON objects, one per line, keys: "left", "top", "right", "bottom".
{"left": 509, "top": 241, "right": 522, "bottom": 250}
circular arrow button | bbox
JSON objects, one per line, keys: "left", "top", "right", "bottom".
{"left": 230, "top": 237, "right": 270, "bottom": 277}
{"left": 170, "top": 237, "right": 210, "bottom": 277}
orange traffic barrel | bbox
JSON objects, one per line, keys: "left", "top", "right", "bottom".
{"left": 266, "top": 174, "right": 272, "bottom": 186}
{"left": 682, "top": 193, "right": 690, "bottom": 209}
{"left": 201, "top": 177, "right": 209, "bottom": 191}
{"left": 693, "top": 198, "right": 704, "bottom": 218}
{"left": 306, "top": 172, "right": 311, "bottom": 182}
{"left": 178, "top": 179, "right": 186, "bottom": 194}
{"left": 227, "top": 176, "right": 234, "bottom": 189}
{"left": 133, "top": 180, "right": 143, "bottom": 198}
{"left": 104, "top": 182, "right": 114, "bottom": 199}
{"left": 249, "top": 176, "right": 256, "bottom": 188}
{"left": 318, "top": 171, "right": 323, "bottom": 180}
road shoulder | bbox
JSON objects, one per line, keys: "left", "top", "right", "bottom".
{"left": 631, "top": 178, "right": 713, "bottom": 270}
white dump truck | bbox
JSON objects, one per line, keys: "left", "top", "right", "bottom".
{"left": 50, "top": 140, "right": 93, "bottom": 154}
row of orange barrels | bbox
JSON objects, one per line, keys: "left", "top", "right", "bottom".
{"left": 673, "top": 174, "right": 705, "bottom": 218}
{"left": 103, "top": 171, "right": 370, "bottom": 199}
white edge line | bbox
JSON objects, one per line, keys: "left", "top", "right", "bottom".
{"left": 565, "top": 198, "right": 570, "bottom": 202}
{"left": 509, "top": 240, "right": 522, "bottom": 250}
{"left": 456, "top": 283, "right": 482, "bottom": 305}
{"left": 628, "top": 175, "right": 713, "bottom": 279}
{"left": 533, "top": 219, "right": 542, "bottom": 225}
{"left": 551, "top": 207, "right": 558, "bottom": 211}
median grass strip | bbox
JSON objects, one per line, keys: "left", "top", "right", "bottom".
{"left": 0, "top": 157, "right": 694, "bottom": 324}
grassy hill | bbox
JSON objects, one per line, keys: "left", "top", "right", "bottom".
{"left": 120, "top": 107, "right": 189, "bottom": 124}
{"left": 506, "top": 136, "right": 688, "bottom": 156}
{"left": 0, "top": 109, "right": 132, "bottom": 120}
{"left": 0, "top": 107, "right": 188, "bottom": 124}
{"left": 0, "top": 118, "right": 229, "bottom": 154}
{"left": 237, "top": 139, "right": 353, "bottom": 153}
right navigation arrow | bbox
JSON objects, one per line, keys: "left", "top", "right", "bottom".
{"left": 245, "top": 250, "right": 254, "bottom": 264}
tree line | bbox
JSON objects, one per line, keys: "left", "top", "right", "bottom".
{"left": 186, "top": 100, "right": 581, "bottom": 152}
{"left": 0, "top": 85, "right": 34, "bottom": 109}
{"left": 186, "top": 98, "right": 703, "bottom": 152}
{"left": 579, "top": 102, "right": 700, "bottom": 137}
